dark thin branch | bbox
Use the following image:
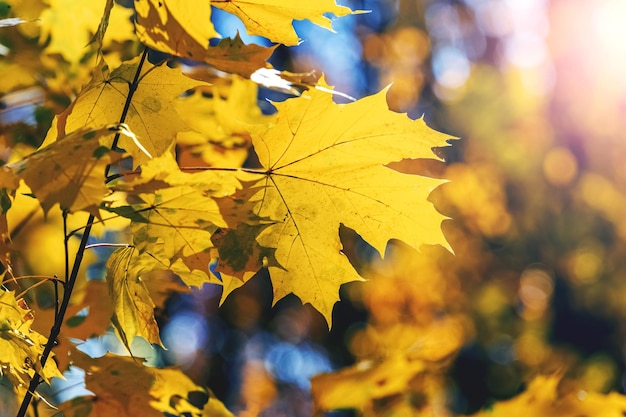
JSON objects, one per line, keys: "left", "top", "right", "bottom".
{"left": 15, "top": 47, "right": 149, "bottom": 417}
{"left": 15, "top": 216, "right": 95, "bottom": 417}
{"left": 105, "top": 48, "right": 148, "bottom": 178}
{"left": 53, "top": 277, "right": 59, "bottom": 319}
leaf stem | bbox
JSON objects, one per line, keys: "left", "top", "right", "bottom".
{"left": 15, "top": 47, "right": 149, "bottom": 417}
{"left": 180, "top": 166, "right": 266, "bottom": 174}
{"left": 66, "top": 213, "right": 122, "bottom": 238}
{"left": 7, "top": 275, "right": 60, "bottom": 282}
{"left": 15, "top": 278, "right": 57, "bottom": 300}
{"left": 105, "top": 165, "right": 265, "bottom": 184}
{"left": 84, "top": 243, "right": 131, "bottom": 250}
{"left": 62, "top": 210, "right": 69, "bottom": 284}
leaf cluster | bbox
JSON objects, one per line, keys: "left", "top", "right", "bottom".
{"left": 0, "top": 1, "right": 454, "bottom": 416}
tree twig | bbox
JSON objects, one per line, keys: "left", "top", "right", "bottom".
{"left": 15, "top": 47, "right": 149, "bottom": 417}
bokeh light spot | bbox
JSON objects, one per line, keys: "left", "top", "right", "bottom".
{"left": 543, "top": 146, "right": 578, "bottom": 186}
{"left": 567, "top": 241, "right": 604, "bottom": 285}
{"left": 433, "top": 46, "right": 471, "bottom": 90}
{"left": 518, "top": 267, "right": 554, "bottom": 320}
{"left": 162, "top": 312, "right": 208, "bottom": 367}
{"left": 592, "top": 0, "right": 626, "bottom": 74}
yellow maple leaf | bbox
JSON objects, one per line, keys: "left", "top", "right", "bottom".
{"left": 107, "top": 152, "right": 241, "bottom": 287}
{"left": 312, "top": 354, "right": 426, "bottom": 412}
{"left": 134, "top": 0, "right": 275, "bottom": 77}
{"left": 212, "top": 0, "right": 355, "bottom": 46}
{"left": 9, "top": 124, "right": 133, "bottom": 216}
{"left": 51, "top": 58, "right": 204, "bottom": 167}
{"left": 0, "top": 290, "right": 63, "bottom": 387}
{"left": 202, "top": 35, "right": 277, "bottom": 77}
{"left": 177, "top": 76, "right": 271, "bottom": 143}
{"left": 106, "top": 246, "right": 163, "bottom": 349}
{"left": 103, "top": 240, "right": 198, "bottom": 351}
{"left": 38, "top": 0, "right": 104, "bottom": 63}
{"left": 134, "top": 0, "right": 220, "bottom": 57}
{"left": 38, "top": 0, "right": 135, "bottom": 64}
{"left": 227, "top": 81, "right": 452, "bottom": 324}
{"left": 28, "top": 279, "right": 114, "bottom": 371}
{"left": 56, "top": 352, "right": 232, "bottom": 416}
{"left": 471, "top": 375, "right": 626, "bottom": 417}
{"left": 175, "top": 76, "right": 274, "bottom": 167}
{"left": 4, "top": 0, "right": 45, "bottom": 38}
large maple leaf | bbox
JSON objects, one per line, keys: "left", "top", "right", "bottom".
{"left": 50, "top": 58, "right": 204, "bottom": 167}
{"left": 211, "top": 0, "right": 355, "bottom": 46}
{"left": 215, "top": 82, "right": 453, "bottom": 324}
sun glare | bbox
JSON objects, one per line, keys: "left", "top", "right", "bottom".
{"left": 592, "top": 0, "right": 626, "bottom": 77}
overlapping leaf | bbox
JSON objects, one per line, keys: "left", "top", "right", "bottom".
{"left": 29, "top": 279, "right": 115, "bottom": 371}
{"left": 107, "top": 152, "right": 241, "bottom": 288}
{"left": 202, "top": 36, "right": 276, "bottom": 77}
{"left": 50, "top": 57, "right": 204, "bottom": 167}
{"left": 38, "top": 0, "right": 104, "bottom": 63}
{"left": 134, "top": 0, "right": 219, "bottom": 58}
{"left": 106, "top": 246, "right": 162, "bottom": 349}
{"left": 175, "top": 76, "right": 275, "bottom": 167}
{"left": 212, "top": 0, "right": 355, "bottom": 45}
{"left": 0, "top": 166, "right": 19, "bottom": 264}
{"left": 39, "top": 0, "right": 136, "bottom": 64}
{"left": 214, "top": 80, "right": 452, "bottom": 324}
{"left": 9, "top": 124, "right": 133, "bottom": 215}
{"left": 101, "top": 234, "right": 191, "bottom": 351}
{"left": 134, "top": 0, "right": 275, "bottom": 77}
{"left": 57, "top": 352, "right": 232, "bottom": 416}
{"left": 0, "top": 290, "right": 63, "bottom": 386}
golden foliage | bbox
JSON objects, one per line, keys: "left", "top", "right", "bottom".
{"left": 233, "top": 81, "right": 452, "bottom": 324}
{"left": 0, "top": 1, "right": 459, "bottom": 416}
{"left": 0, "top": 291, "right": 62, "bottom": 386}
{"left": 211, "top": 0, "right": 354, "bottom": 46}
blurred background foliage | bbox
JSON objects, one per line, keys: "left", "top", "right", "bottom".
{"left": 2, "top": 0, "right": 626, "bottom": 416}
